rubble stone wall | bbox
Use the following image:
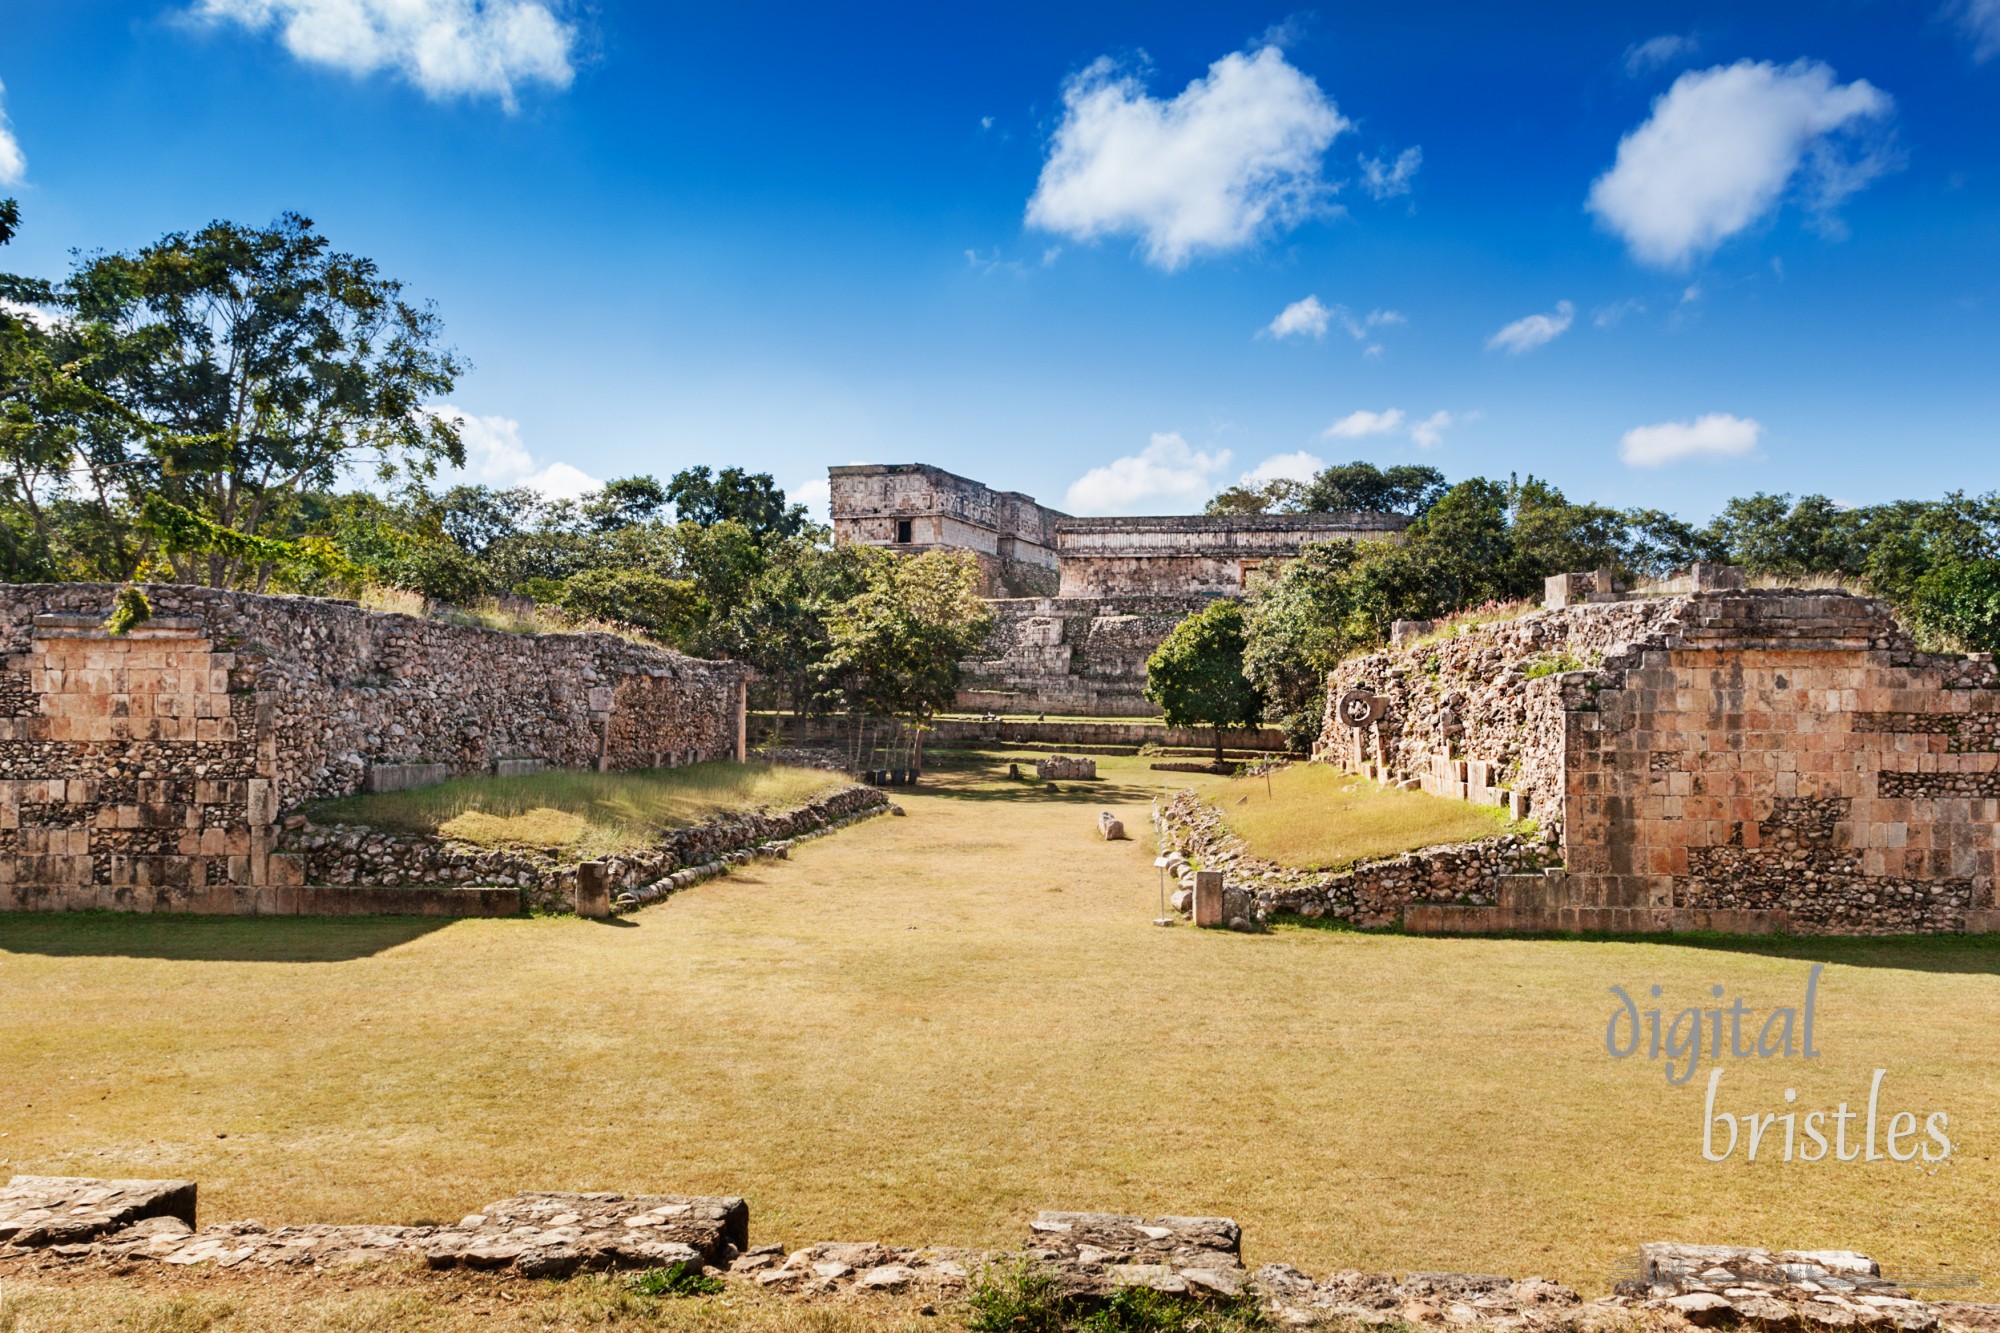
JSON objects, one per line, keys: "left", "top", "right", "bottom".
{"left": 1154, "top": 787, "right": 1557, "bottom": 927}
{"left": 0, "top": 584, "right": 750, "bottom": 912}
{"left": 1315, "top": 586, "right": 2000, "bottom": 935}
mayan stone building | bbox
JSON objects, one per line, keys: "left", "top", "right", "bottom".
{"left": 829, "top": 464, "right": 1407, "bottom": 715}
{"left": 1318, "top": 568, "right": 2000, "bottom": 935}
{"left": 0, "top": 584, "right": 750, "bottom": 914}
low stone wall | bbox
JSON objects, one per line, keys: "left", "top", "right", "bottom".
{"left": 288, "top": 783, "right": 889, "bottom": 913}
{"left": 0, "top": 584, "right": 750, "bottom": 912}
{"left": 1153, "top": 789, "right": 1557, "bottom": 928}
{"left": 10, "top": 1174, "right": 1990, "bottom": 1333}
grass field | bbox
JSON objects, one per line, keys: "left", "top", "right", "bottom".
{"left": 302, "top": 761, "right": 847, "bottom": 858}
{"left": 1218, "top": 762, "right": 1518, "bottom": 868}
{"left": 4, "top": 750, "right": 1997, "bottom": 1311}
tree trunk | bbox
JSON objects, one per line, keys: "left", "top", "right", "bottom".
{"left": 1214, "top": 726, "right": 1225, "bottom": 765}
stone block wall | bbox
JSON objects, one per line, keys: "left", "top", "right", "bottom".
{"left": 1317, "top": 584, "right": 2000, "bottom": 935}
{"left": 957, "top": 594, "right": 1209, "bottom": 716}
{"left": 1, "top": 584, "right": 750, "bottom": 912}
{"left": 1054, "top": 513, "right": 1409, "bottom": 598}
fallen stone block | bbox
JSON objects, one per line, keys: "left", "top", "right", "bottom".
{"left": 420, "top": 1191, "right": 747, "bottom": 1277}
{"left": 0, "top": 1175, "right": 197, "bottom": 1247}
{"left": 1098, "top": 812, "right": 1126, "bottom": 840}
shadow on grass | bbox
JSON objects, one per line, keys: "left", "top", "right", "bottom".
{"left": 0, "top": 912, "right": 457, "bottom": 962}
{"left": 1268, "top": 913, "right": 2000, "bottom": 974}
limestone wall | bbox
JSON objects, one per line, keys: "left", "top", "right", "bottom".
{"left": 0, "top": 584, "right": 750, "bottom": 912}
{"left": 1316, "top": 585, "right": 2000, "bottom": 935}
{"left": 1054, "top": 514, "right": 1409, "bottom": 597}
{"left": 957, "top": 594, "right": 1208, "bottom": 716}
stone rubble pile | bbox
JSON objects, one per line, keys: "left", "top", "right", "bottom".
{"left": 1601, "top": 1242, "right": 2000, "bottom": 1332}
{"left": 1036, "top": 755, "right": 1097, "bottom": 780}
{"left": 9, "top": 1176, "right": 2000, "bottom": 1332}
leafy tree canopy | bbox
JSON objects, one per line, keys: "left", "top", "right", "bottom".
{"left": 666, "top": 465, "right": 808, "bottom": 542}
{"left": 1145, "top": 598, "right": 1263, "bottom": 762}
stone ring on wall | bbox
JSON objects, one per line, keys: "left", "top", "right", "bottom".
{"left": 1338, "top": 690, "right": 1386, "bottom": 728}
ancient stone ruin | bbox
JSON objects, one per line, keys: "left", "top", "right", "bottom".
{"left": 1316, "top": 569, "right": 2000, "bottom": 935}
{"left": 10, "top": 1174, "right": 1997, "bottom": 1332}
{"left": 830, "top": 463, "right": 1407, "bottom": 715}
{"left": 0, "top": 583, "right": 752, "bottom": 914}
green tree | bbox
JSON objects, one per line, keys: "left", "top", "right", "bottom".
{"left": 1301, "top": 461, "right": 1448, "bottom": 516}
{"left": 1205, "top": 477, "right": 1307, "bottom": 515}
{"left": 728, "top": 534, "right": 870, "bottom": 737}
{"left": 13, "top": 211, "right": 465, "bottom": 587}
{"left": 821, "top": 548, "right": 993, "bottom": 765}
{"left": 1146, "top": 599, "right": 1263, "bottom": 763}
{"left": 666, "top": 466, "right": 808, "bottom": 542}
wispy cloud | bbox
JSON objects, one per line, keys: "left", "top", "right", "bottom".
{"left": 1486, "top": 300, "right": 1575, "bottom": 353}
{"left": 1619, "top": 412, "right": 1763, "bottom": 467}
{"left": 1947, "top": 0, "right": 2000, "bottom": 62}
{"left": 1408, "top": 411, "right": 1456, "bottom": 449}
{"left": 0, "top": 80, "right": 25, "bottom": 184}
{"left": 190, "top": 0, "right": 576, "bottom": 108}
{"left": 1026, "top": 45, "right": 1349, "bottom": 270}
{"left": 1624, "top": 33, "right": 1699, "bottom": 76}
{"left": 1358, "top": 146, "right": 1422, "bottom": 199}
{"left": 1588, "top": 59, "right": 1894, "bottom": 268}
{"left": 1322, "top": 407, "right": 1465, "bottom": 450}
{"left": 1065, "top": 432, "right": 1233, "bottom": 514}
{"left": 1593, "top": 297, "right": 1646, "bottom": 327}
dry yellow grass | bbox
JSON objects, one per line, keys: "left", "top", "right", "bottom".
{"left": 304, "top": 762, "right": 847, "bottom": 857}
{"left": 3, "top": 749, "right": 1997, "bottom": 1308}
{"left": 1218, "top": 762, "right": 1516, "bottom": 868}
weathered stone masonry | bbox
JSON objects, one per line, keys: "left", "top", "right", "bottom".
{"left": 0, "top": 583, "right": 750, "bottom": 913}
{"left": 1318, "top": 582, "right": 2000, "bottom": 935}
{"left": 831, "top": 463, "right": 1409, "bottom": 716}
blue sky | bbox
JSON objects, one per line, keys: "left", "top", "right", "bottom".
{"left": 2, "top": 1, "right": 1997, "bottom": 521}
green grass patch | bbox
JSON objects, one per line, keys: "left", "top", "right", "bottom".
{"left": 1218, "top": 763, "right": 1517, "bottom": 871}
{"left": 302, "top": 761, "right": 847, "bottom": 859}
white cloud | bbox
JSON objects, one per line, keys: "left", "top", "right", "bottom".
{"left": 428, "top": 404, "right": 600, "bottom": 498}
{"left": 1618, "top": 412, "right": 1763, "bottom": 467}
{"left": 791, "top": 477, "right": 831, "bottom": 525}
{"left": 1264, "top": 295, "right": 1331, "bottom": 339}
{"left": 1624, "top": 33, "right": 1699, "bottom": 76}
{"left": 191, "top": 0, "right": 575, "bottom": 107}
{"left": 1587, "top": 60, "right": 1894, "bottom": 268}
{"left": 1064, "top": 432, "right": 1232, "bottom": 514}
{"left": 1486, "top": 300, "right": 1575, "bottom": 353}
{"left": 1320, "top": 406, "right": 1468, "bottom": 449}
{"left": 1026, "top": 45, "right": 1349, "bottom": 270}
{"left": 0, "top": 79, "right": 25, "bottom": 184}
{"left": 1240, "top": 451, "right": 1323, "bottom": 485}
{"left": 1409, "top": 411, "right": 1456, "bottom": 450}
{"left": 0, "top": 297, "right": 55, "bottom": 330}
{"left": 1323, "top": 409, "right": 1405, "bottom": 439}
{"left": 1358, "top": 146, "right": 1421, "bottom": 199}
{"left": 1593, "top": 297, "right": 1646, "bottom": 327}
{"left": 1950, "top": 0, "right": 2000, "bottom": 62}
